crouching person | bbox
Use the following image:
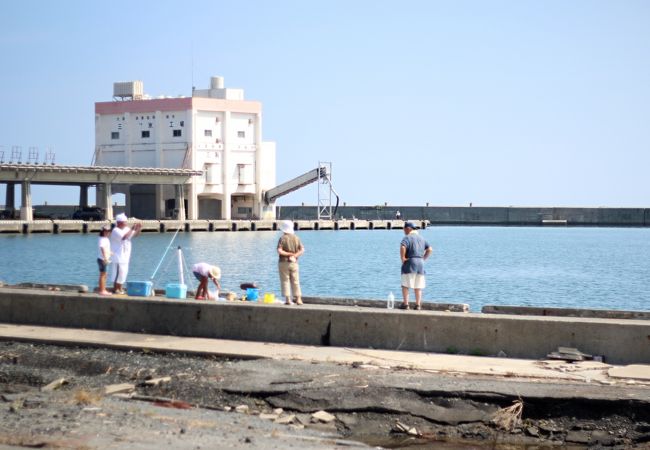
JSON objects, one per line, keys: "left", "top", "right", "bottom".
{"left": 192, "top": 263, "right": 221, "bottom": 300}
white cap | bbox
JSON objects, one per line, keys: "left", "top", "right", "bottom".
{"left": 280, "top": 220, "right": 294, "bottom": 234}
{"left": 115, "top": 213, "right": 128, "bottom": 223}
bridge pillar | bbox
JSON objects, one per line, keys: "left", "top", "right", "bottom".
{"left": 103, "top": 183, "right": 113, "bottom": 221}
{"left": 79, "top": 184, "right": 89, "bottom": 208}
{"left": 155, "top": 185, "right": 165, "bottom": 219}
{"left": 20, "top": 180, "right": 33, "bottom": 221}
{"left": 5, "top": 182, "right": 15, "bottom": 211}
{"left": 175, "top": 184, "right": 186, "bottom": 220}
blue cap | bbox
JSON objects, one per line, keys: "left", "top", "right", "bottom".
{"left": 403, "top": 221, "right": 418, "bottom": 229}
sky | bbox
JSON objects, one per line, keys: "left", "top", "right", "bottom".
{"left": 1, "top": 0, "right": 649, "bottom": 207}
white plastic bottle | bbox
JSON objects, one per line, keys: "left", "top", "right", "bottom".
{"left": 387, "top": 292, "right": 395, "bottom": 309}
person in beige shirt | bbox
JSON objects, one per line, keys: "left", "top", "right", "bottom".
{"left": 277, "top": 220, "right": 305, "bottom": 305}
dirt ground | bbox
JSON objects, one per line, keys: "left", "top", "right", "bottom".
{"left": 1, "top": 341, "right": 649, "bottom": 449}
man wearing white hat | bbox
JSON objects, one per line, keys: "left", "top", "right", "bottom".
{"left": 277, "top": 220, "right": 304, "bottom": 305}
{"left": 109, "top": 213, "right": 142, "bottom": 294}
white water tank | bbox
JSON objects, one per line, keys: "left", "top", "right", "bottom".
{"left": 210, "top": 76, "right": 224, "bottom": 89}
{"left": 113, "top": 81, "right": 144, "bottom": 100}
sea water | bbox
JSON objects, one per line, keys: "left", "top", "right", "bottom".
{"left": 0, "top": 226, "right": 648, "bottom": 312}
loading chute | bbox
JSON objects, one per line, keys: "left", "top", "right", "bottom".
{"left": 264, "top": 162, "right": 339, "bottom": 219}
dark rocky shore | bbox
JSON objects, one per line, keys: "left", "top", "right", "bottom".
{"left": 1, "top": 341, "right": 649, "bottom": 449}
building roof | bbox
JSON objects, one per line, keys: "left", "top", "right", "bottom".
{"left": 0, "top": 163, "right": 203, "bottom": 185}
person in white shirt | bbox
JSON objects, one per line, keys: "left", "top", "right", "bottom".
{"left": 191, "top": 262, "right": 221, "bottom": 300}
{"left": 97, "top": 225, "right": 112, "bottom": 296}
{"left": 109, "top": 213, "right": 141, "bottom": 294}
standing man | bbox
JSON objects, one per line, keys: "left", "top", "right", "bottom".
{"left": 277, "top": 220, "right": 304, "bottom": 305}
{"left": 399, "top": 221, "right": 432, "bottom": 310}
{"left": 109, "top": 213, "right": 142, "bottom": 294}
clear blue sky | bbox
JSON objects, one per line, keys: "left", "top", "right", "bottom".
{"left": 1, "top": 0, "right": 649, "bottom": 207}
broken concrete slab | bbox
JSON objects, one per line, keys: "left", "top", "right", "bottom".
{"left": 104, "top": 383, "right": 135, "bottom": 395}
{"left": 274, "top": 414, "right": 296, "bottom": 425}
{"left": 41, "top": 378, "right": 68, "bottom": 392}
{"left": 311, "top": 410, "right": 336, "bottom": 423}
{"left": 269, "top": 387, "right": 497, "bottom": 425}
{"left": 608, "top": 365, "right": 650, "bottom": 381}
{"left": 143, "top": 376, "right": 171, "bottom": 386}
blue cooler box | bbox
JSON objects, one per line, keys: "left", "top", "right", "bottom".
{"left": 166, "top": 283, "right": 187, "bottom": 299}
{"left": 126, "top": 281, "right": 153, "bottom": 297}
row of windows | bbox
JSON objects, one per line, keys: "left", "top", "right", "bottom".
{"left": 204, "top": 130, "right": 246, "bottom": 138}
{"left": 110, "top": 130, "right": 182, "bottom": 140}
{"left": 110, "top": 129, "right": 246, "bottom": 140}
{"left": 118, "top": 114, "right": 179, "bottom": 121}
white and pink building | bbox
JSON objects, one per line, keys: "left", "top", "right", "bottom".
{"left": 94, "top": 77, "right": 276, "bottom": 220}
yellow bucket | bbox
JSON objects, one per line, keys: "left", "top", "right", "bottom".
{"left": 263, "top": 293, "right": 275, "bottom": 304}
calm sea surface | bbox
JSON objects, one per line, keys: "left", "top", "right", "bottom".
{"left": 0, "top": 226, "right": 648, "bottom": 312}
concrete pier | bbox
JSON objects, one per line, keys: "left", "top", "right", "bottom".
{"left": 1, "top": 287, "right": 648, "bottom": 365}
{"left": 0, "top": 219, "right": 408, "bottom": 234}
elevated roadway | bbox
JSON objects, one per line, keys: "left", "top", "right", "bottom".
{"left": 0, "top": 163, "right": 202, "bottom": 220}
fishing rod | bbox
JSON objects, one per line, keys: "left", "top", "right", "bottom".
{"left": 149, "top": 224, "right": 183, "bottom": 281}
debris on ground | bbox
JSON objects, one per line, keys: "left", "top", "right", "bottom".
{"left": 104, "top": 383, "right": 135, "bottom": 395}
{"left": 546, "top": 346, "right": 593, "bottom": 361}
{"left": 393, "top": 420, "right": 420, "bottom": 436}
{"left": 491, "top": 399, "right": 523, "bottom": 431}
{"left": 41, "top": 377, "right": 68, "bottom": 392}
{"left": 311, "top": 410, "right": 336, "bottom": 423}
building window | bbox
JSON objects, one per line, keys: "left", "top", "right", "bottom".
{"left": 148, "top": 122, "right": 153, "bottom": 128}
{"left": 173, "top": 129, "right": 182, "bottom": 137}
{"left": 111, "top": 132, "right": 119, "bottom": 140}
{"left": 141, "top": 130, "right": 150, "bottom": 138}
{"left": 204, "top": 129, "right": 212, "bottom": 137}
{"left": 237, "top": 131, "right": 245, "bottom": 138}
{"left": 237, "top": 207, "right": 252, "bottom": 215}
{"left": 180, "top": 120, "right": 184, "bottom": 127}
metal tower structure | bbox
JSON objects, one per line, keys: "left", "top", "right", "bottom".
{"left": 317, "top": 161, "right": 339, "bottom": 220}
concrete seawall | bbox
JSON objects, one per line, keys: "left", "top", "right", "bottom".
{"left": 279, "top": 206, "right": 650, "bottom": 227}
{"left": 1, "top": 288, "right": 649, "bottom": 365}
{"left": 0, "top": 219, "right": 414, "bottom": 234}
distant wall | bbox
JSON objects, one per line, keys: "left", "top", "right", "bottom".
{"left": 277, "top": 206, "right": 650, "bottom": 226}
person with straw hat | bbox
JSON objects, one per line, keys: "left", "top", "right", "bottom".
{"left": 191, "top": 262, "right": 221, "bottom": 300}
{"left": 277, "top": 220, "right": 304, "bottom": 305}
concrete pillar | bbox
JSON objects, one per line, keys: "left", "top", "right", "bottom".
{"left": 125, "top": 188, "right": 132, "bottom": 218}
{"left": 221, "top": 111, "right": 232, "bottom": 220}
{"left": 103, "top": 183, "right": 113, "bottom": 221}
{"left": 79, "top": 185, "right": 89, "bottom": 208}
{"left": 176, "top": 184, "right": 186, "bottom": 220}
{"left": 20, "top": 180, "right": 33, "bottom": 221}
{"left": 186, "top": 182, "right": 197, "bottom": 220}
{"left": 253, "top": 112, "right": 262, "bottom": 219}
{"left": 155, "top": 185, "right": 165, "bottom": 219}
{"left": 5, "top": 182, "right": 15, "bottom": 210}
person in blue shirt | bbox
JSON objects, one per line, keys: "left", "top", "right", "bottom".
{"left": 399, "top": 221, "right": 432, "bottom": 310}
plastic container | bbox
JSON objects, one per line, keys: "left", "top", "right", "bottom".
{"left": 165, "top": 283, "right": 187, "bottom": 299}
{"left": 126, "top": 281, "right": 153, "bottom": 297}
{"left": 387, "top": 292, "right": 395, "bottom": 309}
{"left": 246, "top": 288, "right": 259, "bottom": 301}
{"left": 263, "top": 292, "right": 275, "bottom": 304}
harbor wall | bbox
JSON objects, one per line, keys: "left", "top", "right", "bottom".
{"left": 1, "top": 288, "right": 649, "bottom": 364}
{"left": 277, "top": 206, "right": 650, "bottom": 226}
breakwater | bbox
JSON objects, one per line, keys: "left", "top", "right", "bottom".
{"left": 279, "top": 205, "right": 650, "bottom": 226}
{"left": 0, "top": 219, "right": 420, "bottom": 234}
{"left": 1, "top": 287, "right": 649, "bottom": 364}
